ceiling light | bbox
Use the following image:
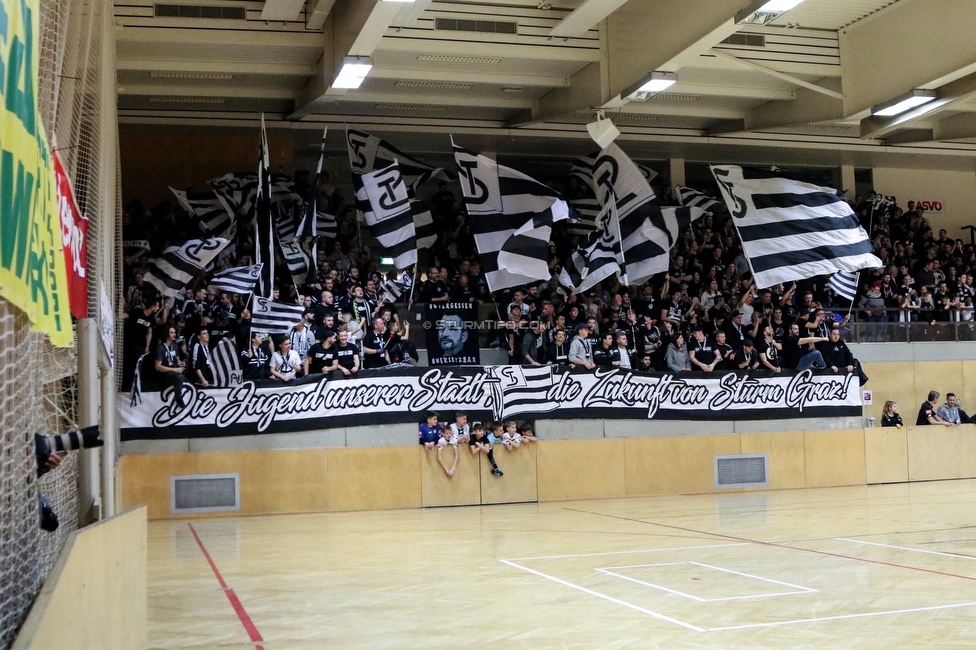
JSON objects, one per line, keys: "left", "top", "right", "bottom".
{"left": 735, "top": 0, "right": 805, "bottom": 25}
{"left": 382, "top": 0, "right": 415, "bottom": 3}
{"left": 872, "top": 89, "right": 937, "bottom": 117}
{"left": 332, "top": 58, "right": 372, "bottom": 89}
{"left": 627, "top": 72, "right": 677, "bottom": 101}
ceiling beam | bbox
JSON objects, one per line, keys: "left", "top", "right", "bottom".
{"left": 116, "top": 58, "right": 315, "bottom": 77}
{"left": 549, "top": 0, "right": 629, "bottom": 38}
{"left": 368, "top": 66, "right": 570, "bottom": 88}
{"left": 119, "top": 85, "right": 294, "bottom": 100}
{"left": 708, "top": 50, "right": 844, "bottom": 101}
{"left": 331, "top": 90, "right": 534, "bottom": 110}
{"left": 935, "top": 113, "right": 976, "bottom": 141}
{"left": 261, "top": 0, "right": 306, "bottom": 22}
{"left": 840, "top": 0, "right": 976, "bottom": 115}
{"left": 531, "top": 0, "right": 748, "bottom": 124}
{"left": 306, "top": 0, "right": 337, "bottom": 31}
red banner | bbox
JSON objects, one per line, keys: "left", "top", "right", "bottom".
{"left": 54, "top": 150, "right": 89, "bottom": 319}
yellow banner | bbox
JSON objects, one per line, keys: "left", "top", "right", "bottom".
{"left": 0, "top": 0, "right": 73, "bottom": 347}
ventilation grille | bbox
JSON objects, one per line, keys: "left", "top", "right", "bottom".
{"left": 435, "top": 17, "right": 517, "bottom": 34}
{"left": 651, "top": 93, "right": 702, "bottom": 102}
{"left": 149, "top": 96, "right": 226, "bottom": 104}
{"left": 151, "top": 72, "right": 234, "bottom": 80}
{"left": 172, "top": 474, "right": 240, "bottom": 513}
{"left": 155, "top": 4, "right": 246, "bottom": 19}
{"left": 395, "top": 80, "right": 472, "bottom": 90}
{"left": 417, "top": 55, "right": 500, "bottom": 65}
{"left": 720, "top": 33, "right": 766, "bottom": 47}
{"left": 715, "top": 455, "right": 768, "bottom": 488}
{"left": 375, "top": 103, "right": 447, "bottom": 112}
{"left": 616, "top": 114, "right": 663, "bottom": 122}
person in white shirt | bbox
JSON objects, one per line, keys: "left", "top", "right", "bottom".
{"left": 289, "top": 318, "right": 316, "bottom": 359}
{"left": 270, "top": 338, "right": 302, "bottom": 383}
{"left": 616, "top": 331, "right": 632, "bottom": 369}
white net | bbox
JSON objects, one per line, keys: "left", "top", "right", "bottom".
{"left": 0, "top": 0, "right": 117, "bottom": 642}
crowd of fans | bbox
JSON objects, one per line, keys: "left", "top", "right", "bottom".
{"left": 122, "top": 161, "right": 975, "bottom": 391}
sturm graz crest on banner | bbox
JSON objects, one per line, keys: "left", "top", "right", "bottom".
{"left": 424, "top": 302, "right": 481, "bottom": 366}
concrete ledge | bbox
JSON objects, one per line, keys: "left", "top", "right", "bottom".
{"left": 188, "top": 429, "right": 345, "bottom": 453}
{"left": 849, "top": 341, "right": 976, "bottom": 363}
{"left": 345, "top": 423, "right": 417, "bottom": 447}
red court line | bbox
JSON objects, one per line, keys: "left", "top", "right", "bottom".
{"left": 187, "top": 522, "right": 265, "bottom": 649}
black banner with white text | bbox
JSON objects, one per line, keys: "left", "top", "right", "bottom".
{"left": 119, "top": 366, "right": 862, "bottom": 440}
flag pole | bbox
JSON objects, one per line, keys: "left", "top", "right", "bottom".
{"left": 846, "top": 272, "right": 859, "bottom": 320}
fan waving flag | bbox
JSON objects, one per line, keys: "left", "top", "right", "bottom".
{"left": 828, "top": 271, "right": 859, "bottom": 302}
{"left": 145, "top": 237, "right": 231, "bottom": 297}
{"left": 710, "top": 165, "right": 882, "bottom": 289}
{"left": 674, "top": 185, "right": 722, "bottom": 216}
{"left": 559, "top": 200, "right": 626, "bottom": 294}
{"left": 210, "top": 264, "right": 262, "bottom": 294}
{"left": 590, "top": 144, "right": 705, "bottom": 286}
{"left": 251, "top": 296, "right": 305, "bottom": 334}
{"left": 360, "top": 162, "right": 418, "bottom": 270}
{"left": 170, "top": 188, "right": 236, "bottom": 237}
{"left": 453, "top": 142, "right": 570, "bottom": 292}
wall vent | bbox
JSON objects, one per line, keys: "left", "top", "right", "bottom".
{"left": 151, "top": 72, "right": 234, "bottom": 80}
{"left": 148, "top": 96, "right": 226, "bottom": 104}
{"left": 172, "top": 474, "right": 240, "bottom": 513}
{"left": 650, "top": 93, "right": 702, "bottom": 102}
{"left": 395, "top": 80, "right": 472, "bottom": 90}
{"left": 154, "top": 4, "right": 246, "bottom": 20}
{"left": 435, "top": 17, "right": 517, "bottom": 34}
{"left": 615, "top": 114, "right": 663, "bottom": 122}
{"left": 417, "top": 55, "right": 500, "bottom": 65}
{"left": 715, "top": 454, "right": 769, "bottom": 488}
{"left": 720, "top": 33, "right": 766, "bottom": 47}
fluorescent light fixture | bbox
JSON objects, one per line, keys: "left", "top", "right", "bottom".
{"left": 627, "top": 71, "right": 677, "bottom": 101}
{"left": 871, "top": 89, "right": 937, "bottom": 117}
{"left": 331, "top": 58, "right": 372, "bottom": 89}
{"left": 735, "top": 0, "right": 805, "bottom": 25}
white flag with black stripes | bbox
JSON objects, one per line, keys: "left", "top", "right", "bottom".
{"left": 453, "top": 142, "right": 570, "bottom": 292}
{"left": 559, "top": 199, "right": 626, "bottom": 294}
{"left": 209, "top": 264, "right": 262, "bottom": 294}
{"left": 360, "top": 161, "right": 418, "bottom": 270}
{"left": 710, "top": 165, "right": 882, "bottom": 288}
{"left": 828, "top": 270, "right": 859, "bottom": 302}
{"left": 250, "top": 296, "right": 305, "bottom": 334}
{"left": 145, "top": 237, "right": 231, "bottom": 297}
{"left": 211, "top": 337, "right": 242, "bottom": 388}
{"left": 674, "top": 185, "right": 722, "bottom": 215}
{"left": 590, "top": 144, "right": 705, "bottom": 286}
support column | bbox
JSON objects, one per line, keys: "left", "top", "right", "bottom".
{"left": 841, "top": 164, "right": 856, "bottom": 198}
{"left": 76, "top": 319, "right": 101, "bottom": 525}
{"left": 99, "top": 0, "right": 119, "bottom": 518}
{"left": 669, "top": 158, "right": 685, "bottom": 186}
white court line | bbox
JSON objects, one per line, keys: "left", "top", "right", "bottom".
{"left": 837, "top": 537, "right": 976, "bottom": 561}
{"left": 707, "top": 601, "right": 976, "bottom": 632}
{"left": 594, "top": 567, "right": 709, "bottom": 602}
{"left": 686, "top": 562, "right": 817, "bottom": 594}
{"left": 499, "top": 559, "right": 706, "bottom": 632}
{"left": 502, "top": 543, "right": 749, "bottom": 562}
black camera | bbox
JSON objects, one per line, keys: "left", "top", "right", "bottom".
{"left": 34, "top": 425, "right": 102, "bottom": 476}
{"left": 38, "top": 494, "right": 58, "bottom": 532}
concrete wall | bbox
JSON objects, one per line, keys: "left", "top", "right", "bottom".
{"left": 872, "top": 166, "right": 976, "bottom": 234}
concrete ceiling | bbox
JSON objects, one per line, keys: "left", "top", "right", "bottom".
{"left": 114, "top": 0, "right": 976, "bottom": 170}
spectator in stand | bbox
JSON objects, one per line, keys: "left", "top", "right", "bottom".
{"left": 713, "top": 330, "right": 735, "bottom": 370}
{"left": 450, "top": 411, "right": 471, "bottom": 445}
{"left": 881, "top": 400, "right": 903, "bottom": 428}
{"left": 123, "top": 296, "right": 161, "bottom": 390}
{"left": 616, "top": 331, "right": 632, "bottom": 369}
{"left": 436, "top": 424, "right": 460, "bottom": 478}
{"left": 419, "top": 411, "right": 440, "bottom": 452}
{"left": 917, "top": 391, "right": 954, "bottom": 426}
{"left": 154, "top": 325, "right": 186, "bottom": 407}
{"left": 593, "top": 332, "right": 620, "bottom": 368}
{"left": 547, "top": 328, "right": 571, "bottom": 368}
{"left": 666, "top": 332, "right": 691, "bottom": 374}
{"left": 289, "top": 317, "right": 316, "bottom": 360}
{"left": 724, "top": 310, "right": 747, "bottom": 349}
{"left": 304, "top": 329, "right": 338, "bottom": 378}
{"left": 937, "top": 393, "right": 963, "bottom": 425}
{"left": 270, "top": 337, "right": 302, "bottom": 383}
{"left": 189, "top": 327, "right": 214, "bottom": 387}
{"left": 819, "top": 327, "right": 856, "bottom": 374}
{"left": 689, "top": 326, "right": 718, "bottom": 373}
{"left": 569, "top": 324, "right": 595, "bottom": 370}
{"left": 242, "top": 332, "right": 270, "bottom": 381}
{"left": 781, "top": 323, "right": 828, "bottom": 371}
{"left": 469, "top": 423, "right": 502, "bottom": 476}
{"left": 736, "top": 339, "right": 761, "bottom": 371}
{"left": 335, "top": 329, "right": 361, "bottom": 378}
{"left": 520, "top": 321, "right": 547, "bottom": 367}
{"left": 361, "top": 317, "right": 390, "bottom": 369}
{"left": 502, "top": 421, "right": 522, "bottom": 450}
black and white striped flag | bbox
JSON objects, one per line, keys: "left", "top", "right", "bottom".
{"left": 250, "top": 296, "right": 305, "bottom": 334}
{"left": 254, "top": 115, "right": 275, "bottom": 297}
{"left": 170, "top": 188, "right": 236, "bottom": 237}
{"left": 145, "top": 237, "right": 231, "bottom": 297}
{"left": 828, "top": 270, "right": 859, "bottom": 302}
{"left": 568, "top": 197, "right": 600, "bottom": 235}
{"left": 710, "top": 165, "right": 882, "bottom": 289}
{"left": 276, "top": 218, "right": 312, "bottom": 284}
{"left": 360, "top": 162, "right": 418, "bottom": 270}
{"left": 411, "top": 200, "right": 438, "bottom": 249}
{"left": 209, "top": 173, "right": 259, "bottom": 219}
{"left": 210, "top": 264, "right": 262, "bottom": 294}
{"left": 674, "top": 185, "right": 722, "bottom": 215}
{"left": 211, "top": 337, "right": 243, "bottom": 388}
{"left": 870, "top": 194, "right": 894, "bottom": 218}
{"left": 591, "top": 144, "right": 705, "bottom": 286}
{"left": 453, "top": 142, "right": 570, "bottom": 292}
{"left": 570, "top": 153, "right": 657, "bottom": 192}
{"left": 379, "top": 278, "right": 406, "bottom": 304}
{"left": 559, "top": 200, "right": 626, "bottom": 293}
{"left": 347, "top": 128, "right": 454, "bottom": 191}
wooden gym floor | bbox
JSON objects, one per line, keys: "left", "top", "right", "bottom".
{"left": 148, "top": 479, "right": 976, "bottom": 648}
